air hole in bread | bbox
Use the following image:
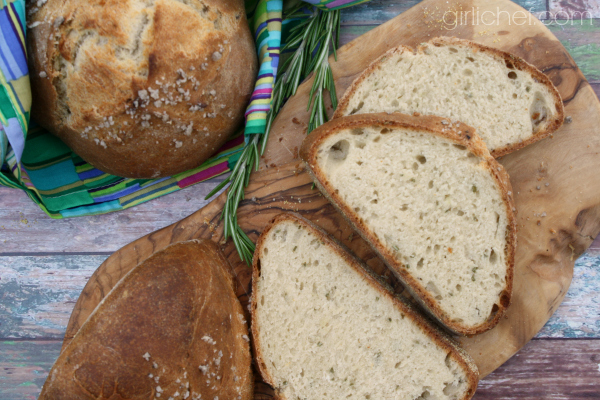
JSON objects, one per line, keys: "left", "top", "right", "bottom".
{"left": 513, "top": 93, "right": 518, "bottom": 99}
{"left": 350, "top": 101, "right": 364, "bottom": 115}
{"left": 443, "top": 382, "right": 461, "bottom": 396}
{"left": 417, "top": 258, "right": 424, "bottom": 269}
{"left": 428, "top": 180, "right": 434, "bottom": 189}
{"left": 530, "top": 94, "right": 549, "bottom": 128}
{"left": 453, "top": 144, "right": 467, "bottom": 151}
{"left": 449, "top": 47, "right": 458, "bottom": 53}
{"left": 508, "top": 71, "right": 518, "bottom": 80}
{"left": 329, "top": 140, "right": 350, "bottom": 161}
{"left": 401, "top": 204, "right": 409, "bottom": 211}
{"left": 505, "top": 60, "right": 515, "bottom": 70}
{"left": 380, "top": 128, "right": 391, "bottom": 134}
{"left": 412, "top": 162, "right": 419, "bottom": 171}
{"left": 356, "top": 141, "right": 366, "bottom": 149}
{"left": 463, "top": 69, "right": 473, "bottom": 76}
{"left": 391, "top": 99, "right": 399, "bottom": 107}
{"left": 373, "top": 136, "right": 381, "bottom": 143}
{"left": 417, "top": 155, "right": 427, "bottom": 164}
{"left": 489, "top": 249, "right": 497, "bottom": 264}
{"left": 264, "top": 247, "right": 269, "bottom": 256}
{"left": 351, "top": 128, "right": 364, "bottom": 135}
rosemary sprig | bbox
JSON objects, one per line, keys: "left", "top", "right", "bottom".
{"left": 206, "top": 5, "right": 341, "bottom": 265}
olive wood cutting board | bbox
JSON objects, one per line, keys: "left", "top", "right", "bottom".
{"left": 63, "top": 0, "right": 600, "bottom": 387}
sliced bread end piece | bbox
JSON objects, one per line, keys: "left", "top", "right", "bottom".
{"left": 300, "top": 113, "right": 517, "bottom": 335}
{"left": 251, "top": 213, "right": 479, "bottom": 400}
{"left": 333, "top": 36, "right": 564, "bottom": 158}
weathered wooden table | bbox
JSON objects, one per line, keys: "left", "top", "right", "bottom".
{"left": 1, "top": 1, "right": 599, "bottom": 399}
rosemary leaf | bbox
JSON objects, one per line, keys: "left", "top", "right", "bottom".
{"left": 206, "top": 5, "right": 340, "bottom": 264}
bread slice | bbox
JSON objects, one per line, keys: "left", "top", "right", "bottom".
{"left": 251, "top": 213, "right": 479, "bottom": 400}
{"left": 334, "top": 36, "right": 564, "bottom": 157}
{"left": 300, "top": 113, "right": 517, "bottom": 335}
{"left": 40, "top": 240, "right": 252, "bottom": 400}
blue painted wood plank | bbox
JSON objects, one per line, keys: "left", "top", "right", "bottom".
{"left": 1, "top": 339, "right": 599, "bottom": 400}
{"left": 1, "top": 253, "right": 598, "bottom": 340}
{"left": 0, "top": 256, "right": 106, "bottom": 339}
{"left": 0, "top": 178, "right": 226, "bottom": 254}
{"left": 340, "top": 0, "right": 547, "bottom": 25}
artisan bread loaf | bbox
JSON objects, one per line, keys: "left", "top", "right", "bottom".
{"left": 300, "top": 113, "right": 517, "bottom": 335}
{"left": 39, "top": 240, "right": 253, "bottom": 400}
{"left": 251, "top": 213, "right": 479, "bottom": 400}
{"left": 334, "top": 37, "right": 564, "bottom": 157}
{"left": 27, "top": 0, "right": 257, "bottom": 178}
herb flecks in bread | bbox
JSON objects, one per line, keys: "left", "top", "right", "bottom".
{"left": 252, "top": 213, "right": 479, "bottom": 400}
{"left": 334, "top": 37, "right": 564, "bottom": 157}
{"left": 301, "top": 113, "right": 516, "bottom": 335}
{"left": 39, "top": 240, "right": 253, "bottom": 400}
{"left": 27, "top": 0, "right": 257, "bottom": 178}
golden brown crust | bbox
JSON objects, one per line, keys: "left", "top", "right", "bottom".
{"left": 333, "top": 36, "right": 564, "bottom": 158}
{"left": 251, "top": 213, "right": 479, "bottom": 400}
{"left": 39, "top": 239, "right": 253, "bottom": 400}
{"left": 300, "top": 113, "right": 517, "bottom": 336}
{"left": 27, "top": 0, "right": 257, "bottom": 178}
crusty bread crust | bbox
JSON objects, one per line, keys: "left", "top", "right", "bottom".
{"left": 39, "top": 239, "right": 253, "bottom": 400}
{"left": 300, "top": 113, "right": 517, "bottom": 336}
{"left": 251, "top": 212, "right": 480, "bottom": 400}
{"left": 27, "top": 0, "right": 257, "bottom": 178}
{"left": 333, "top": 36, "right": 565, "bottom": 158}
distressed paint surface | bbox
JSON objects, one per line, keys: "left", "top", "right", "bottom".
{"left": 0, "top": 254, "right": 598, "bottom": 340}
{"left": 340, "top": 0, "right": 547, "bottom": 25}
{"left": 0, "top": 256, "right": 107, "bottom": 339}
{"left": 1, "top": 339, "right": 598, "bottom": 400}
{"left": 549, "top": 0, "right": 600, "bottom": 19}
{"left": 475, "top": 338, "right": 600, "bottom": 399}
{"left": 0, "top": 179, "right": 226, "bottom": 254}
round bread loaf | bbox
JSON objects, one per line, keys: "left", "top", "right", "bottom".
{"left": 39, "top": 239, "right": 253, "bottom": 400}
{"left": 27, "top": 0, "right": 257, "bottom": 178}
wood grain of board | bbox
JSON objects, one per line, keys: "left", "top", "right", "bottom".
{"left": 62, "top": 0, "right": 600, "bottom": 385}
{"left": 1, "top": 339, "right": 599, "bottom": 400}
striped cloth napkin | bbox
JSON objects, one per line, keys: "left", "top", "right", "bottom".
{"left": 0, "top": 0, "right": 369, "bottom": 218}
